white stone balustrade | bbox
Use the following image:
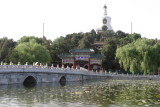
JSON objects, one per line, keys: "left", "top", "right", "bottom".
{"left": 0, "top": 64, "right": 160, "bottom": 79}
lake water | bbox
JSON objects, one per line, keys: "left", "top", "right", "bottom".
{"left": 0, "top": 79, "right": 160, "bottom": 107}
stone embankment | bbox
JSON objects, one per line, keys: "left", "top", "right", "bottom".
{"left": 108, "top": 73, "right": 160, "bottom": 80}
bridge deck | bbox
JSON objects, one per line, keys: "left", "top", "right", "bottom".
{"left": 0, "top": 65, "right": 160, "bottom": 78}
{"left": 0, "top": 65, "right": 107, "bottom": 76}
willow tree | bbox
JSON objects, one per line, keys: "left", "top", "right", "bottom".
{"left": 116, "top": 38, "right": 160, "bottom": 74}
{"left": 10, "top": 39, "right": 51, "bottom": 65}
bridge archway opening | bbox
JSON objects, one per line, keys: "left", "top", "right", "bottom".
{"left": 59, "top": 76, "right": 66, "bottom": 86}
{"left": 23, "top": 76, "right": 37, "bottom": 87}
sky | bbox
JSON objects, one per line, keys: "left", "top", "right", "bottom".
{"left": 0, "top": 0, "right": 160, "bottom": 41}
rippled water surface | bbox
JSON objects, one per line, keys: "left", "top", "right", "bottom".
{"left": 0, "top": 80, "right": 160, "bottom": 107}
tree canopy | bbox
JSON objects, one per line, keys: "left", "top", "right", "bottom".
{"left": 101, "top": 33, "right": 141, "bottom": 71}
{"left": 78, "top": 33, "right": 94, "bottom": 48}
{"left": 0, "top": 37, "right": 16, "bottom": 63}
{"left": 101, "top": 37, "right": 118, "bottom": 68}
{"left": 10, "top": 39, "right": 51, "bottom": 64}
{"left": 18, "top": 36, "right": 43, "bottom": 44}
{"left": 116, "top": 38, "right": 160, "bottom": 74}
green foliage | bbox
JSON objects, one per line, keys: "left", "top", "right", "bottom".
{"left": 116, "top": 38, "right": 160, "bottom": 74}
{"left": 0, "top": 37, "right": 17, "bottom": 63}
{"left": 66, "top": 33, "right": 83, "bottom": 47}
{"left": 101, "top": 32, "right": 139, "bottom": 70}
{"left": 19, "top": 36, "right": 54, "bottom": 64}
{"left": 100, "top": 30, "right": 115, "bottom": 41}
{"left": 11, "top": 39, "right": 51, "bottom": 64}
{"left": 119, "top": 33, "right": 141, "bottom": 46}
{"left": 101, "top": 37, "right": 119, "bottom": 68}
{"left": 19, "top": 36, "right": 43, "bottom": 44}
{"left": 78, "top": 33, "right": 94, "bottom": 48}
{"left": 115, "top": 30, "right": 128, "bottom": 38}
{"left": 51, "top": 36, "right": 74, "bottom": 64}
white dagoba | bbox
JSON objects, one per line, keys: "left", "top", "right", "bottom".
{"left": 103, "top": 5, "right": 113, "bottom": 30}
{"left": 97, "top": 5, "right": 113, "bottom": 33}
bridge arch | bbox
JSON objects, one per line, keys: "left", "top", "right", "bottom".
{"left": 59, "top": 76, "right": 66, "bottom": 86}
{"left": 59, "top": 76, "right": 66, "bottom": 82}
{"left": 23, "top": 76, "right": 37, "bottom": 87}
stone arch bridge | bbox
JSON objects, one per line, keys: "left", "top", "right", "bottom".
{"left": 0, "top": 65, "right": 109, "bottom": 85}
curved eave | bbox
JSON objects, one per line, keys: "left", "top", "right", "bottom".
{"left": 58, "top": 53, "right": 74, "bottom": 59}
{"left": 90, "top": 54, "right": 105, "bottom": 59}
{"left": 70, "top": 48, "right": 95, "bottom": 53}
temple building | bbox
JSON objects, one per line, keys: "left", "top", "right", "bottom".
{"left": 59, "top": 49, "right": 105, "bottom": 71}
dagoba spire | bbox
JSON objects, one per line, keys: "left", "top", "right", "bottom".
{"left": 104, "top": 4, "right": 107, "bottom": 15}
{"left": 102, "top": 4, "right": 113, "bottom": 31}
{"left": 102, "top": 4, "right": 108, "bottom": 31}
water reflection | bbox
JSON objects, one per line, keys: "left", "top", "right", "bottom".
{"left": 0, "top": 80, "right": 160, "bottom": 107}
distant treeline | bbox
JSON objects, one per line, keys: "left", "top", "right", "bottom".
{"left": 0, "top": 29, "right": 159, "bottom": 74}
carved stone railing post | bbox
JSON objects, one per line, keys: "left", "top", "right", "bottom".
{"left": 10, "top": 62, "right": 13, "bottom": 65}
{"left": 40, "top": 63, "right": 42, "bottom": 68}
{"left": 51, "top": 64, "right": 54, "bottom": 69}
{"left": 62, "top": 64, "right": 64, "bottom": 68}
{"left": 18, "top": 62, "right": 20, "bottom": 65}
{"left": 25, "top": 62, "right": 28, "bottom": 65}
{"left": 1, "top": 61, "right": 3, "bottom": 65}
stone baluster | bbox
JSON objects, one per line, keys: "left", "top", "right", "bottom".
{"left": 18, "top": 62, "right": 20, "bottom": 65}
{"left": 1, "top": 61, "right": 3, "bottom": 65}
{"left": 67, "top": 66, "right": 69, "bottom": 68}
{"left": 24, "top": 62, "right": 28, "bottom": 68}
{"left": 25, "top": 62, "right": 28, "bottom": 65}
{"left": 9, "top": 62, "right": 12, "bottom": 68}
{"left": 62, "top": 64, "right": 64, "bottom": 68}
{"left": 57, "top": 64, "right": 59, "bottom": 68}
{"left": 105, "top": 70, "right": 107, "bottom": 75}
{"left": 4, "top": 62, "right": 7, "bottom": 68}
{"left": 51, "top": 64, "right": 54, "bottom": 69}
{"left": 17, "top": 62, "right": 21, "bottom": 68}
{"left": 67, "top": 66, "right": 70, "bottom": 71}
{"left": 39, "top": 63, "right": 42, "bottom": 68}
{"left": 10, "top": 62, "right": 12, "bottom": 65}
{"left": 45, "top": 63, "right": 48, "bottom": 68}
